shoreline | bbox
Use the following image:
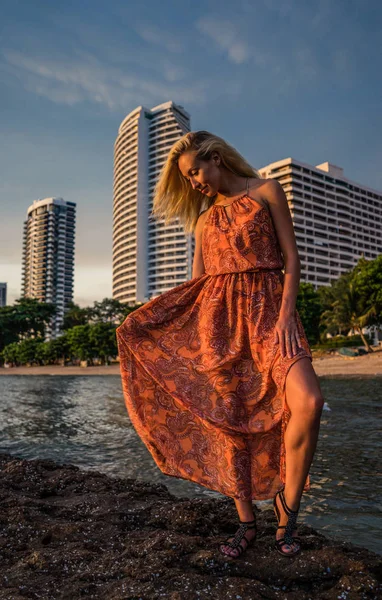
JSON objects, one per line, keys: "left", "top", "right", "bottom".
{"left": 1, "top": 349, "right": 382, "bottom": 376}
{"left": 0, "top": 452, "right": 380, "bottom": 598}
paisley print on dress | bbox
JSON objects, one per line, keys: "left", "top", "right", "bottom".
{"left": 116, "top": 192, "right": 313, "bottom": 500}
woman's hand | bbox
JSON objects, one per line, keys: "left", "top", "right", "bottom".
{"left": 274, "top": 313, "right": 302, "bottom": 359}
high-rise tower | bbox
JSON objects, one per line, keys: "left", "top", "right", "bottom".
{"left": 112, "top": 101, "right": 192, "bottom": 305}
{"left": 22, "top": 197, "right": 76, "bottom": 338}
{"left": 0, "top": 283, "right": 6, "bottom": 307}
{"left": 259, "top": 159, "right": 382, "bottom": 288}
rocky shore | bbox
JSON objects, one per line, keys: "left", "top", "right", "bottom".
{"left": 0, "top": 454, "right": 380, "bottom": 599}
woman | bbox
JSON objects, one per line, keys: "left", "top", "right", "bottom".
{"left": 116, "top": 130, "right": 324, "bottom": 559}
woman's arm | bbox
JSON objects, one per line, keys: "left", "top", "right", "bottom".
{"left": 264, "top": 178, "right": 301, "bottom": 316}
{"left": 264, "top": 179, "right": 302, "bottom": 357}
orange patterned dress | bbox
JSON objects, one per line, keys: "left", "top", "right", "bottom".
{"left": 116, "top": 189, "right": 313, "bottom": 501}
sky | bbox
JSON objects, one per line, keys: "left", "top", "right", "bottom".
{"left": 1, "top": 0, "right": 381, "bottom": 306}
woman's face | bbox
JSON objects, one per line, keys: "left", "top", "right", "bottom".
{"left": 178, "top": 151, "right": 220, "bottom": 197}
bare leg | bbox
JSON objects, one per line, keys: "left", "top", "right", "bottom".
{"left": 221, "top": 358, "right": 323, "bottom": 557}
{"left": 220, "top": 498, "right": 257, "bottom": 558}
{"left": 275, "top": 357, "right": 324, "bottom": 554}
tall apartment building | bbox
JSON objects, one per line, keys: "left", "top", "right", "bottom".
{"left": 0, "top": 283, "right": 6, "bottom": 307}
{"left": 22, "top": 197, "right": 76, "bottom": 338}
{"left": 259, "top": 159, "right": 382, "bottom": 288}
{"left": 113, "top": 100, "right": 192, "bottom": 305}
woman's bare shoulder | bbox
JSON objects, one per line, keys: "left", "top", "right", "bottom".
{"left": 247, "top": 177, "right": 273, "bottom": 208}
{"left": 194, "top": 207, "right": 210, "bottom": 236}
{"left": 198, "top": 204, "right": 215, "bottom": 221}
{"left": 259, "top": 178, "right": 289, "bottom": 207}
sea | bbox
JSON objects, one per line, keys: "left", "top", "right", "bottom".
{"left": 0, "top": 374, "right": 380, "bottom": 555}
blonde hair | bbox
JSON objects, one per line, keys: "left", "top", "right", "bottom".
{"left": 151, "top": 130, "right": 261, "bottom": 234}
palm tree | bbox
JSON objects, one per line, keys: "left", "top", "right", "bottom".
{"left": 320, "top": 270, "right": 375, "bottom": 352}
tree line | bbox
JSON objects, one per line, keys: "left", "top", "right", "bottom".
{"left": 0, "top": 298, "right": 135, "bottom": 367}
{"left": 0, "top": 255, "right": 381, "bottom": 366}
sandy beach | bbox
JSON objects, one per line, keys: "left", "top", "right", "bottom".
{"left": 1, "top": 349, "right": 382, "bottom": 377}
{"left": 311, "top": 348, "right": 382, "bottom": 377}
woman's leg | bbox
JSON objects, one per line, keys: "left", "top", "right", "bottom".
{"left": 221, "top": 357, "right": 323, "bottom": 557}
{"left": 220, "top": 498, "right": 257, "bottom": 558}
{"left": 276, "top": 356, "right": 324, "bottom": 553}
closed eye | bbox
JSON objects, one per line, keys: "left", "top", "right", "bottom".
{"left": 184, "top": 170, "right": 198, "bottom": 182}
{"left": 182, "top": 168, "right": 199, "bottom": 182}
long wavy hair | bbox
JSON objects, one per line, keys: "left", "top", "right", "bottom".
{"left": 151, "top": 130, "right": 261, "bottom": 234}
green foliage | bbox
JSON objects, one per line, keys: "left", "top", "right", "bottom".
{"left": 352, "top": 255, "right": 382, "bottom": 326}
{"left": 66, "top": 325, "right": 94, "bottom": 362}
{"left": 1, "top": 342, "right": 20, "bottom": 365}
{"left": 1, "top": 338, "right": 45, "bottom": 366}
{"left": 62, "top": 298, "right": 136, "bottom": 332}
{"left": 311, "top": 334, "right": 371, "bottom": 350}
{"left": 0, "top": 306, "right": 19, "bottom": 350}
{"left": 62, "top": 302, "right": 90, "bottom": 330}
{"left": 0, "top": 296, "right": 130, "bottom": 365}
{"left": 0, "top": 297, "right": 56, "bottom": 351}
{"left": 296, "top": 282, "right": 322, "bottom": 345}
{"left": 88, "top": 322, "right": 118, "bottom": 364}
{"left": 88, "top": 298, "right": 130, "bottom": 325}
{"left": 317, "top": 255, "right": 381, "bottom": 351}
{"left": 13, "top": 298, "right": 56, "bottom": 338}
{"left": 34, "top": 342, "right": 50, "bottom": 364}
{"left": 36, "top": 335, "right": 70, "bottom": 364}
{"left": 319, "top": 271, "right": 354, "bottom": 335}
{"left": 61, "top": 323, "right": 118, "bottom": 364}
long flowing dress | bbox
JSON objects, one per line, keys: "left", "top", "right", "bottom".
{"left": 116, "top": 187, "right": 313, "bottom": 501}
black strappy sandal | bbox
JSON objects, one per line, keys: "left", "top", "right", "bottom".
{"left": 219, "top": 517, "right": 257, "bottom": 560}
{"left": 273, "top": 487, "right": 302, "bottom": 557}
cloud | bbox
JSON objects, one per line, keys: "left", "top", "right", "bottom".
{"left": 195, "top": 17, "right": 250, "bottom": 64}
{"left": 2, "top": 49, "right": 207, "bottom": 109}
{"left": 161, "top": 60, "right": 186, "bottom": 83}
{"left": 134, "top": 24, "right": 184, "bottom": 53}
{"left": 194, "top": 12, "right": 322, "bottom": 93}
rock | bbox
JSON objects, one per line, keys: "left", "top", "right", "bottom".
{"left": 0, "top": 452, "right": 380, "bottom": 599}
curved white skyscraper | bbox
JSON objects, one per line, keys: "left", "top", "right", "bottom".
{"left": 113, "top": 101, "right": 193, "bottom": 305}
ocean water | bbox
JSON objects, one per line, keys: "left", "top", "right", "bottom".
{"left": 0, "top": 374, "right": 380, "bottom": 555}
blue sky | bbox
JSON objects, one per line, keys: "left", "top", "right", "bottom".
{"left": 1, "top": 0, "right": 381, "bottom": 306}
